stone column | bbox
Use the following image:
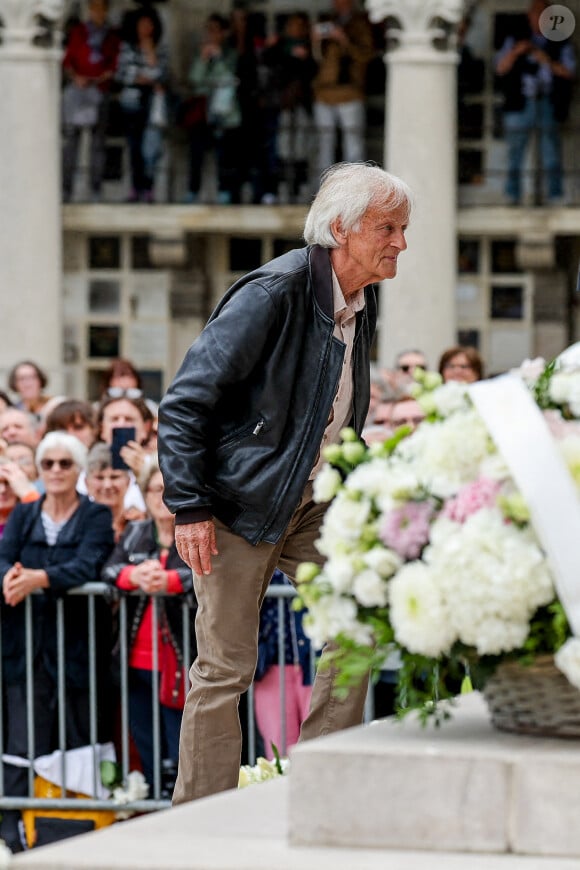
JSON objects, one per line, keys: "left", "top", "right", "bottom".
{"left": 366, "top": 0, "right": 464, "bottom": 371}
{"left": 0, "top": 1, "right": 64, "bottom": 390}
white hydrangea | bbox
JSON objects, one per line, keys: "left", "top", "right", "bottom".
{"left": 555, "top": 638, "right": 580, "bottom": 690}
{"left": 389, "top": 561, "right": 456, "bottom": 657}
{"left": 343, "top": 458, "right": 389, "bottom": 497}
{"left": 352, "top": 569, "right": 389, "bottom": 608}
{"left": 315, "top": 492, "right": 372, "bottom": 557}
{"left": 322, "top": 555, "right": 358, "bottom": 594}
{"left": 417, "top": 381, "right": 472, "bottom": 418}
{"left": 395, "top": 409, "right": 491, "bottom": 499}
{"left": 313, "top": 464, "right": 342, "bottom": 503}
{"left": 549, "top": 372, "right": 580, "bottom": 416}
{"left": 425, "top": 508, "right": 555, "bottom": 655}
{"left": 302, "top": 594, "right": 361, "bottom": 649}
{"left": 556, "top": 342, "right": 580, "bottom": 372}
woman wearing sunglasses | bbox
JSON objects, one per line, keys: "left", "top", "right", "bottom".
{"left": 0, "top": 431, "right": 114, "bottom": 853}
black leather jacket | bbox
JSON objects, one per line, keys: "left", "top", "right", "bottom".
{"left": 158, "top": 245, "right": 377, "bottom": 545}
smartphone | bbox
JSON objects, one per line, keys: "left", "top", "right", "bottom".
{"left": 111, "top": 427, "right": 136, "bottom": 470}
{"left": 315, "top": 21, "right": 334, "bottom": 38}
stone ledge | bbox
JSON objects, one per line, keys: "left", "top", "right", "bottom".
{"left": 11, "top": 775, "right": 580, "bottom": 870}
{"left": 289, "top": 693, "right": 580, "bottom": 858}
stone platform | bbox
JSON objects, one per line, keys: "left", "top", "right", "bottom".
{"left": 11, "top": 693, "right": 580, "bottom": 869}
{"left": 289, "top": 693, "right": 580, "bottom": 858}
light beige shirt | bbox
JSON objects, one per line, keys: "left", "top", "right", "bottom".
{"left": 310, "top": 269, "right": 366, "bottom": 479}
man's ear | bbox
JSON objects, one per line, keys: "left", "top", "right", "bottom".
{"left": 331, "top": 219, "right": 347, "bottom": 244}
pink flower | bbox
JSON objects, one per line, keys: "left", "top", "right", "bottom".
{"left": 543, "top": 409, "right": 580, "bottom": 440}
{"left": 379, "top": 501, "right": 433, "bottom": 560}
{"left": 442, "top": 477, "right": 501, "bottom": 524}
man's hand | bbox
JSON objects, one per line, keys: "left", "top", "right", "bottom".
{"left": 175, "top": 520, "right": 218, "bottom": 576}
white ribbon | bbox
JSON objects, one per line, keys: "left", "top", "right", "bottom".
{"left": 470, "top": 374, "right": 580, "bottom": 636}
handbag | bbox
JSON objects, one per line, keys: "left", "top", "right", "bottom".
{"left": 159, "top": 625, "right": 185, "bottom": 709}
{"left": 62, "top": 83, "right": 102, "bottom": 127}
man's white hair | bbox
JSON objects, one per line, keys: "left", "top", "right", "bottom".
{"left": 303, "top": 162, "right": 413, "bottom": 248}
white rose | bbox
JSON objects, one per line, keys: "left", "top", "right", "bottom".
{"left": 323, "top": 556, "right": 357, "bottom": 594}
{"left": 362, "top": 546, "right": 401, "bottom": 577}
{"left": 313, "top": 464, "right": 342, "bottom": 503}
{"left": 352, "top": 569, "right": 388, "bottom": 607}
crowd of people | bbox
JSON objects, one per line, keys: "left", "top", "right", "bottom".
{"left": 62, "top": 0, "right": 379, "bottom": 204}
{"left": 0, "top": 335, "right": 485, "bottom": 850}
{"left": 61, "top": 0, "right": 576, "bottom": 207}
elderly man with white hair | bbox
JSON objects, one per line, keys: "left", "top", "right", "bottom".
{"left": 159, "top": 161, "right": 412, "bottom": 804}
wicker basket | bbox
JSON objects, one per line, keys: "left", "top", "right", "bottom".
{"left": 483, "top": 655, "right": 580, "bottom": 738}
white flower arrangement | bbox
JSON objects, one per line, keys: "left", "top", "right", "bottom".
{"left": 99, "top": 762, "right": 149, "bottom": 819}
{"left": 238, "top": 756, "right": 290, "bottom": 788}
{"left": 296, "top": 361, "right": 580, "bottom": 721}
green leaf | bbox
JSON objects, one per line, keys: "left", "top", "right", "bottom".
{"left": 100, "top": 760, "right": 122, "bottom": 789}
{"left": 271, "top": 743, "right": 283, "bottom": 775}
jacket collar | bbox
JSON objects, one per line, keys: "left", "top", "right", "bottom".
{"left": 310, "top": 245, "right": 335, "bottom": 320}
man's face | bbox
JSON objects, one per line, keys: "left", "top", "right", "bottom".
{"left": 0, "top": 410, "right": 37, "bottom": 447}
{"left": 397, "top": 353, "right": 427, "bottom": 379}
{"left": 100, "top": 399, "right": 146, "bottom": 445}
{"left": 373, "top": 401, "right": 394, "bottom": 427}
{"left": 390, "top": 399, "right": 425, "bottom": 431}
{"left": 5, "top": 443, "right": 37, "bottom": 481}
{"left": 333, "top": 201, "right": 408, "bottom": 290}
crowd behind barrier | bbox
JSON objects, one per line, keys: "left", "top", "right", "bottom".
{"left": 0, "top": 586, "right": 346, "bottom": 821}
{"left": 0, "top": 330, "right": 493, "bottom": 851}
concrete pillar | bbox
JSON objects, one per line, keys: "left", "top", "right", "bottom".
{"left": 366, "top": 0, "right": 464, "bottom": 371}
{"left": 0, "top": 1, "right": 64, "bottom": 390}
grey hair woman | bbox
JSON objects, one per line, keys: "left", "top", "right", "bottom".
{"left": 0, "top": 429, "right": 114, "bottom": 853}
{"left": 36, "top": 430, "right": 87, "bottom": 474}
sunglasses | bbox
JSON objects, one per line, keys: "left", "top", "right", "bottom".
{"left": 107, "top": 387, "right": 143, "bottom": 399}
{"left": 398, "top": 364, "right": 425, "bottom": 374}
{"left": 40, "top": 458, "right": 75, "bottom": 471}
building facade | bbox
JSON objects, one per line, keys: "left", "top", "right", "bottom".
{"left": 1, "top": 0, "right": 579, "bottom": 399}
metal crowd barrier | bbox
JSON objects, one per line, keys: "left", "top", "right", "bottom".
{"left": 0, "top": 582, "right": 374, "bottom": 818}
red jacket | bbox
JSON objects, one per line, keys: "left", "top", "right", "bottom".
{"left": 63, "top": 22, "right": 120, "bottom": 90}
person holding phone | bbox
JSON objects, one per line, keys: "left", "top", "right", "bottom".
{"left": 77, "top": 395, "right": 152, "bottom": 514}
{"left": 311, "top": 0, "right": 374, "bottom": 184}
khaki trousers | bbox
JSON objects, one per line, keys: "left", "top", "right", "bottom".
{"left": 172, "top": 482, "right": 369, "bottom": 804}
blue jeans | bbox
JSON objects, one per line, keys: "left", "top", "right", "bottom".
{"left": 129, "top": 667, "right": 183, "bottom": 792}
{"left": 503, "top": 96, "right": 563, "bottom": 202}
